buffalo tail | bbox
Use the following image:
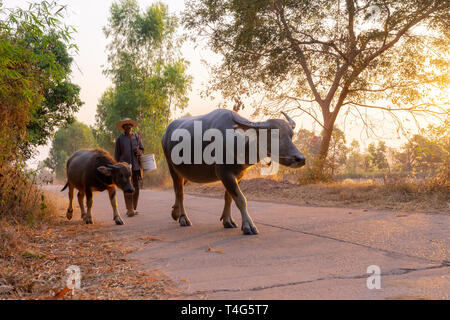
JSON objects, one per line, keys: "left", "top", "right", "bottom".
{"left": 61, "top": 182, "right": 69, "bottom": 192}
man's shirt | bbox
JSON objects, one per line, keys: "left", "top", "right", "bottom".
{"left": 114, "top": 133, "right": 144, "bottom": 171}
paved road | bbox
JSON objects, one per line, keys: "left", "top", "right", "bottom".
{"left": 45, "top": 186, "right": 449, "bottom": 299}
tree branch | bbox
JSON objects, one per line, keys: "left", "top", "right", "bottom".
{"left": 344, "top": 101, "right": 448, "bottom": 114}
{"left": 355, "top": 2, "right": 449, "bottom": 79}
{"left": 280, "top": 98, "right": 326, "bottom": 130}
{"left": 274, "top": 1, "right": 325, "bottom": 109}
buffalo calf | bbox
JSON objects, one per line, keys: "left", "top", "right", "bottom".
{"left": 61, "top": 148, "right": 134, "bottom": 225}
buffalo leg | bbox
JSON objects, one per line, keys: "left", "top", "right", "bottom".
{"left": 108, "top": 186, "right": 124, "bottom": 225}
{"left": 132, "top": 171, "right": 140, "bottom": 211}
{"left": 124, "top": 192, "right": 134, "bottom": 216}
{"left": 220, "top": 191, "right": 237, "bottom": 228}
{"left": 77, "top": 190, "right": 86, "bottom": 220}
{"left": 217, "top": 169, "right": 258, "bottom": 235}
{"left": 66, "top": 184, "right": 75, "bottom": 220}
{"left": 84, "top": 189, "right": 94, "bottom": 224}
{"left": 168, "top": 163, "right": 192, "bottom": 226}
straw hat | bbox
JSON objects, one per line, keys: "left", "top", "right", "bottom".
{"left": 116, "top": 118, "right": 139, "bottom": 131}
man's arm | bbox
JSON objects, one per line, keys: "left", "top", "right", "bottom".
{"left": 135, "top": 133, "right": 144, "bottom": 152}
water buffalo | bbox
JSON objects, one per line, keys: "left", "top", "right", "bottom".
{"left": 61, "top": 148, "right": 135, "bottom": 225}
{"left": 162, "top": 109, "right": 305, "bottom": 235}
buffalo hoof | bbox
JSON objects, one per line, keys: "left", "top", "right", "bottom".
{"left": 242, "top": 223, "right": 259, "bottom": 235}
{"left": 222, "top": 217, "right": 237, "bottom": 228}
{"left": 84, "top": 218, "right": 94, "bottom": 224}
{"left": 179, "top": 215, "right": 192, "bottom": 227}
{"left": 171, "top": 205, "right": 180, "bottom": 221}
{"left": 66, "top": 209, "right": 73, "bottom": 220}
{"left": 114, "top": 218, "right": 124, "bottom": 225}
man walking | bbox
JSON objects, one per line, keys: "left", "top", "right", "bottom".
{"left": 114, "top": 118, "right": 144, "bottom": 217}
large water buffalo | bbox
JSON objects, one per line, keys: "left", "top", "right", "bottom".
{"left": 61, "top": 148, "right": 135, "bottom": 225}
{"left": 162, "top": 109, "right": 305, "bottom": 235}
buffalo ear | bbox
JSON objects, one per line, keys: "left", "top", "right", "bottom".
{"left": 97, "top": 166, "right": 113, "bottom": 176}
{"left": 114, "top": 163, "right": 131, "bottom": 172}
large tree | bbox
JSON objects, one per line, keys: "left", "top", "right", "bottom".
{"left": 184, "top": 0, "right": 449, "bottom": 176}
{"left": 95, "top": 0, "right": 191, "bottom": 157}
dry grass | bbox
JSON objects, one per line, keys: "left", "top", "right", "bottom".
{"left": 184, "top": 178, "right": 449, "bottom": 213}
{"left": 0, "top": 191, "right": 177, "bottom": 300}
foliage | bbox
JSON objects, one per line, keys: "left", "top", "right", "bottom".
{"left": 345, "top": 140, "right": 364, "bottom": 175}
{"left": 0, "top": 163, "right": 53, "bottom": 225}
{"left": 393, "top": 117, "right": 449, "bottom": 179}
{"left": 24, "top": 38, "right": 83, "bottom": 157}
{"left": 0, "top": 1, "right": 80, "bottom": 221}
{"left": 367, "top": 141, "right": 389, "bottom": 171}
{"left": 0, "top": 1, "right": 82, "bottom": 160}
{"left": 287, "top": 126, "right": 347, "bottom": 182}
{"left": 280, "top": 117, "right": 448, "bottom": 183}
{"left": 184, "top": 0, "right": 449, "bottom": 175}
{"left": 326, "top": 127, "right": 348, "bottom": 176}
{"left": 45, "top": 121, "right": 98, "bottom": 179}
{"left": 94, "top": 0, "right": 192, "bottom": 163}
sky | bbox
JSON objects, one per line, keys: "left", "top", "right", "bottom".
{"left": 4, "top": 0, "right": 443, "bottom": 168}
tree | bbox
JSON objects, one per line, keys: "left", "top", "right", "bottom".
{"left": 294, "top": 128, "right": 321, "bottom": 159}
{"left": 345, "top": 140, "right": 363, "bottom": 175}
{"left": 293, "top": 126, "right": 347, "bottom": 180}
{"left": 93, "top": 87, "right": 117, "bottom": 153}
{"left": 45, "top": 121, "right": 97, "bottom": 179}
{"left": 24, "top": 34, "right": 83, "bottom": 156}
{"left": 367, "top": 141, "right": 389, "bottom": 171}
{"left": 393, "top": 118, "right": 449, "bottom": 178}
{"left": 95, "top": 0, "right": 191, "bottom": 159}
{"left": 184, "top": 0, "right": 449, "bottom": 176}
{"left": 0, "top": 1, "right": 81, "bottom": 219}
{"left": 0, "top": 1, "right": 82, "bottom": 160}
{"left": 326, "top": 127, "right": 347, "bottom": 176}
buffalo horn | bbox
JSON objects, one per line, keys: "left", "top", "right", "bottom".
{"left": 281, "top": 111, "right": 296, "bottom": 129}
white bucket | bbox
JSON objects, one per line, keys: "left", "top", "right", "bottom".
{"left": 141, "top": 154, "right": 157, "bottom": 172}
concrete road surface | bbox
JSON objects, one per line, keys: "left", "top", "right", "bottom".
{"left": 45, "top": 186, "right": 449, "bottom": 299}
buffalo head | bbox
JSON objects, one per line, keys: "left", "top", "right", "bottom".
{"left": 231, "top": 111, "right": 306, "bottom": 168}
{"left": 97, "top": 163, "right": 135, "bottom": 194}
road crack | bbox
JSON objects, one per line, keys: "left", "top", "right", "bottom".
{"left": 256, "top": 221, "right": 444, "bottom": 264}
{"left": 186, "top": 206, "right": 443, "bottom": 264}
{"left": 177, "top": 262, "right": 449, "bottom": 298}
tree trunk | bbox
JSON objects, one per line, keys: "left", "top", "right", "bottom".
{"left": 313, "top": 111, "right": 337, "bottom": 180}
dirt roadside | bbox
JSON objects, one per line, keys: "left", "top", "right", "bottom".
{"left": 183, "top": 178, "right": 449, "bottom": 213}
{"left": 0, "top": 191, "right": 177, "bottom": 300}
